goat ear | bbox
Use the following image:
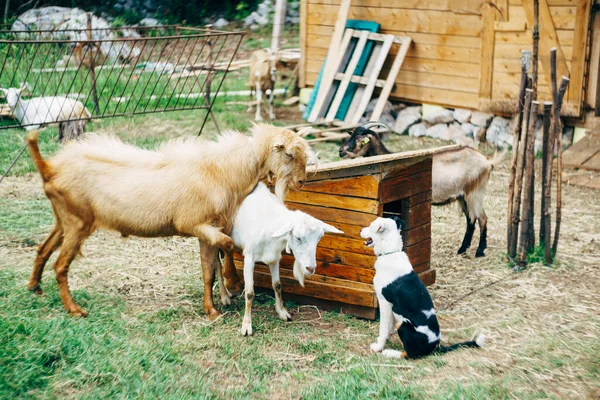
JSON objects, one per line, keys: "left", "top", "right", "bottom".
{"left": 271, "top": 222, "right": 294, "bottom": 238}
{"left": 320, "top": 222, "right": 343, "bottom": 235}
{"left": 376, "top": 224, "right": 385, "bottom": 233}
{"left": 272, "top": 137, "right": 285, "bottom": 152}
{"left": 19, "top": 82, "right": 29, "bottom": 91}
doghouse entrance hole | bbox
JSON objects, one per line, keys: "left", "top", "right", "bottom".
{"left": 382, "top": 198, "right": 409, "bottom": 247}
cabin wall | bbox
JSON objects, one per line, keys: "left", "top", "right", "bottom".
{"left": 300, "top": 0, "right": 594, "bottom": 117}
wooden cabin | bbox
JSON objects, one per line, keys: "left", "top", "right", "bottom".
{"left": 299, "top": 0, "right": 598, "bottom": 121}
{"left": 234, "top": 147, "right": 444, "bottom": 319}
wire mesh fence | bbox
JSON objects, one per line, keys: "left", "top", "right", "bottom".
{"left": 0, "top": 24, "right": 244, "bottom": 132}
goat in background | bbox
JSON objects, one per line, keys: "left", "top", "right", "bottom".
{"left": 26, "top": 124, "right": 314, "bottom": 319}
{"left": 247, "top": 48, "right": 279, "bottom": 121}
{"left": 339, "top": 122, "right": 505, "bottom": 257}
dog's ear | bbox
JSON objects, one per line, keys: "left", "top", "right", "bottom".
{"left": 376, "top": 224, "right": 385, "bottom": 233}
{"left": 390, "top": 216, "right": 405, "bottom": 232}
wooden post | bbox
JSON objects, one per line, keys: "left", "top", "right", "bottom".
{"left": 526, "top": 0, "right": 539, "bottom": 251}
{"left": 86, "top": 13, "right": 100, "bottom": 115}
{"left": 507, "top": 50, "right": 530, "bottom": 254}
{"left": 509, "top": 89, "right": 533, "bottom": 259}
{"left": 540, "top": 101, "right": 553, "bottom": 264}
{"left": 531, "top": 0, "right": 539, "bottom": 100}
{"left": 552, "top": 76, "right": 569, "bottom": 254}
{"left": 271, "top": 0, "right": 287, "bottom": 54}
{"left": 519, "top": 100, "right": 540, "bottom": 266}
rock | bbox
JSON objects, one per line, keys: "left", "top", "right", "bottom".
{"left": 138, "top": 17, "right": 161, "bottom": 27}
{"left": 449, "top": 123, "right": 477, "bottom": 148}
{"left": 474, "top": 126, "right": 487, "bottom": 143}
{"left": 255, "top": 14, "right": 270, "bottom": 26}
{"left": 244, "top": 11, "right": 260, "bottom": 26}
{"left": 362, "top": 98, "right": 396, "bottom": 128}
{"left": 461, "top": 122, "right": 475, "bottom": 138}
{"left": 286, "top": 16, "right": 300, "bottom": 24}
{"left": 409, "top": 123, "right": 427, "bottom": 137}
{"left": 257, "top": 2, "right": 271, "bottom": 17}
{"left": 471, "top": 111, "right": 494, "bottom": 127}
{"left": 426, "top": 123, "right": 450, "bottom": 140}
{"left": 250, "top": 24, "right": 260, "bottom": 31}
{"left": 213, "top": 18, "right": 229, "bottom": 28}
{"left": 393, "top": 106, "right": 421, "bottom": 134}
{"left": 12, "top": 7, "right": 140, "bottom": 62}
{"left": 453, "top": 108, "right": 472, "bottom": 124}
{"left": 423, "top": 108, "right": 454, "bottom": 125}
{"left": 486, "top": 116, "right": 511, "bottom": 146}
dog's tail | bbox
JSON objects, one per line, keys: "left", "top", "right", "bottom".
{"left": 436, "top": 334, "right": 485, "bottom": 354}
{"left": 26, "top": 130, "right": 53, "bottom": 182}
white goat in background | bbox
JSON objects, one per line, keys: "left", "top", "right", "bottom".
{"left": 227, "top": 182, "right": 342, "bottom": 336}
{"left": 247, "top": 48, "right": 278, "bottom": 121}
{"left": 1, "top": 84, "right": 91, "bottom": 130}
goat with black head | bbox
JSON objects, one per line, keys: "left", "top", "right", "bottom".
{"left": 340, "top": 122, "right": 505, "bottom": 257}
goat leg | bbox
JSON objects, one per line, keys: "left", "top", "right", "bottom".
{"left": 215, "top": 254, "right": 232, "bottom": 306}
{"left": 200, "top": 243, "right": 221, "bottom": 320}
{"left": 269, "top": 262, "right": 291, "bottom": 321}
{"left": 222, "top": 250, "right": 243, "bottom": 296}
{"left": 241, "top": 255, "right": 255, "bottom": 336}
{"left": 457, "top": 196, "right": 476, "bottom": 255}
{"left": 254, "top": 82, "right": 263, "bottom": 121}
{"left": 475, "top": 211, "right": 488, "bottom": 258}
{"left": 29, "top": 224, "right": 63, "bottom": 295}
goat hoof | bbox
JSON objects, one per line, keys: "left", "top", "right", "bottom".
{"left": 269, "top": 114, "right": 275, "bottom": 120}
{"left": 277, "top": 308, "right": 292, "bottom": 321}
{"left": 69, "top": 307, "right": 88, "bottom": 318}
{"left": 457, "top": 248, "right": 468, "bottom": 255}
{"left": 241, "top": 322, "right": 253, "bottom": 336}
{"left": 255, "top": 116, "right": 264, "bottom": 122}
{"left": 220, "top": 294, "right": 232, "bottom": 306}
{"left": 207, "top": 308, "right": 221, "bottom": 320}
{"left": 475, "top": 250, "right": 485, "bottom": 258}
{"left": 27, "top": 283, "right": 43, "bottom": 295}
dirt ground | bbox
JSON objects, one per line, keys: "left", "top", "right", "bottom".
{"left": 1, "top": 122, "right": 599, "bottom": 397}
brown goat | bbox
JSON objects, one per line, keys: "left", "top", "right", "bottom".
{"left": 339, "top": 123, "right": 505, "bottom": 257}
{"left": 26, "top": 124, "right": 313, "bottom": 319}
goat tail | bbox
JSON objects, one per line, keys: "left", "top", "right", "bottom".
{"left": 26, "top": 130, "right": 52, "bottom": 182}
{"left": 489, "top": 149, "right": 507, "bottom": 169}
{"left": 436, "top": 334, "right": 485, "bottom": 354}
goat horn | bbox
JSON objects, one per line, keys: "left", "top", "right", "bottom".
{"left": 296, "top": 126, "right": 313, "bottom": 137}
{"left": 360, "top": 121, "right": 390, "bottom": 132}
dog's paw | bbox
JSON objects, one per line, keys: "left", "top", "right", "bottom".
{"left": 370, "top": 342, "right": 384, "bottom": 353}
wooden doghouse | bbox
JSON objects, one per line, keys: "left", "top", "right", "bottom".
{"left": 234, "top": 147, "right": 447, "bottom": 319}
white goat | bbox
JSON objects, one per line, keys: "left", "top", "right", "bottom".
{"left": 1, "top": 84, "right": 91, "bottom": 130}
{"left": 228, "top": 182, "right": 342, "bottom": 336}
{"left": 247, "top": 48, "right": 278, "bottom": 121}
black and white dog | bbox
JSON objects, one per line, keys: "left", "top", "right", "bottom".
{"left": 361, "top": 217, "right": 484, "bottom": 359}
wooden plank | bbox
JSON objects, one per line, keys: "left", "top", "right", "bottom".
{"left": 380, "top": 171, "right": 433, "bottom": 203}
{"left": 407, "top": 190, "right": 433, "bottom": 207}
{"left": 495, "top": 43, "right": 573, "bottom": 61}
{"left": 299, "top": 0, "right": 308, "bottom": 87}
{"left": 568, "top": 0, "right": 592, "bottom": 109}
{"left": 325, "top": 30, "right": 370, "bottom": 122}
{"left": 234, "top": 247, "right": 376, "bottom": 269}
{"left": 310, "top": 28, "right": 355, "bottom": 122}
{"left": 234, "top": 264, "right": 376, "bottom": 307}
{"left": 372, "top": 38, "right": 412, "bottom": 121}
{"left": 344, "top": 42, "right": 382, "bottom": 123}
{"left": 280, "top": 256, "right": 376, "bottom": 284}
{"left": 418, "top": 268, "right": 437, "bottom": 287}
{"left": 390, "top": 82, "right": 481, "bottom": 109}
{"left": 413, "top": 261, "right": 431, "bottom": 275}
{"left": 285, "top": 190, "right": 381, "bottom": 214}
{"left": 300, "top": 174, "right": 381, "bottom": 198}
{"left": 562, "top": 134, "right": 600, "bottom": 167}
{"left": 587, "top": 10, "right": 600, "bottom": 110}
{"left": 405, "top": 222, "right": 431, "bottom": 247}
{"left": 495, "top": 30, "right": 574, "bottom": 46}
{"left": 350, "top": 34, "right": 394, "bottom": 124}
{"left": 286, "top": 202, "right": 376, "bottom": 226}
{"left": 318, "top": 235, "right": 375, "bottom": 255}
{"left": 307, "top": 24, "right": 481, "bottom": 48}
{"left": 333, "top": 72, "right": 387, "bottom": 88}
{"left": 407, "top": 201, "right": 432, "bottom": 230}
{"left": 256, "top": 289, "right": 377, "bottom": 320}
{"left": 479, "top": 2, "right": 497, "bottom": 100}
{"left": 520, "top": 0, "right": 571, "bottom": 84}
{"left": 307, "top": 5, "right": 483, "bottom": 36}
{"left": 382, "top": 158, "right": 432, "bottom": 181}
{"left": 307, "top": 0, "right": 351, "bottom": 122}
{"left": 509, "top": 4, "right": 578, "bottom": 30}
{"left": 406, "top": 239, "right": 431, "bottom": 267}
{"left": 582, "top": 152, "right": 600, "bottom": 171}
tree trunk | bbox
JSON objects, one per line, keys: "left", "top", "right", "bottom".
{"left": 540, "top": 101, "right": 553, "bottom": 264}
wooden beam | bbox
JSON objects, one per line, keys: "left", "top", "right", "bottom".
{"left": 568, "top": 0, "right": 592, "bottom": 110}
{"left": 299, "top": 0, "right": 308, "bottom": 87}
{"left": 520, "top": 0, "right": 570, "bottom": 85}
{"left": 479, "top": 2, "right": 496, "bottom": 100}
{"left": 308, "top": 0, "right": 351, "bottom": 122}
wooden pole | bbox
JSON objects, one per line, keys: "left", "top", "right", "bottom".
{"left": 527, "top": 0, "right": 540, "bottom": 251}
{"left": 509, "top": 88, "right": 533, "bottom": 259}
{"left": 86, "top": 13, "right": 100, "bottom": 115}
{"left": 271, "top": 0, "right": 287, "bottom": 54}
{"left": 540, "top": 101, "right": 553, "bottom": 264}
{"left": 552, "top": 76, "right": 570, "bottom": 255}
{"left": 519, "top": 100, "right": 540, "bottom": 266}
{"left": 507, "top": 50, "right": 531, "bottom": 254}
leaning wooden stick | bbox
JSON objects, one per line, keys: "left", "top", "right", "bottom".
{"left": 519, "top": 100, "right": 540, "bottom": 266}
{"left": 507, "top": 51, "right": 531, "bottom": 254}
{"left": 509, "top": 89, "right": 533, "bottom": 259}
{"left": 552, "top": 76, "right": 569, "bottom": 254}
{"left": 527, "top": 0, "right": 539, "bottom": 251}
{"left": 540, "top": 101, "right": 553, "bottom": 264}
